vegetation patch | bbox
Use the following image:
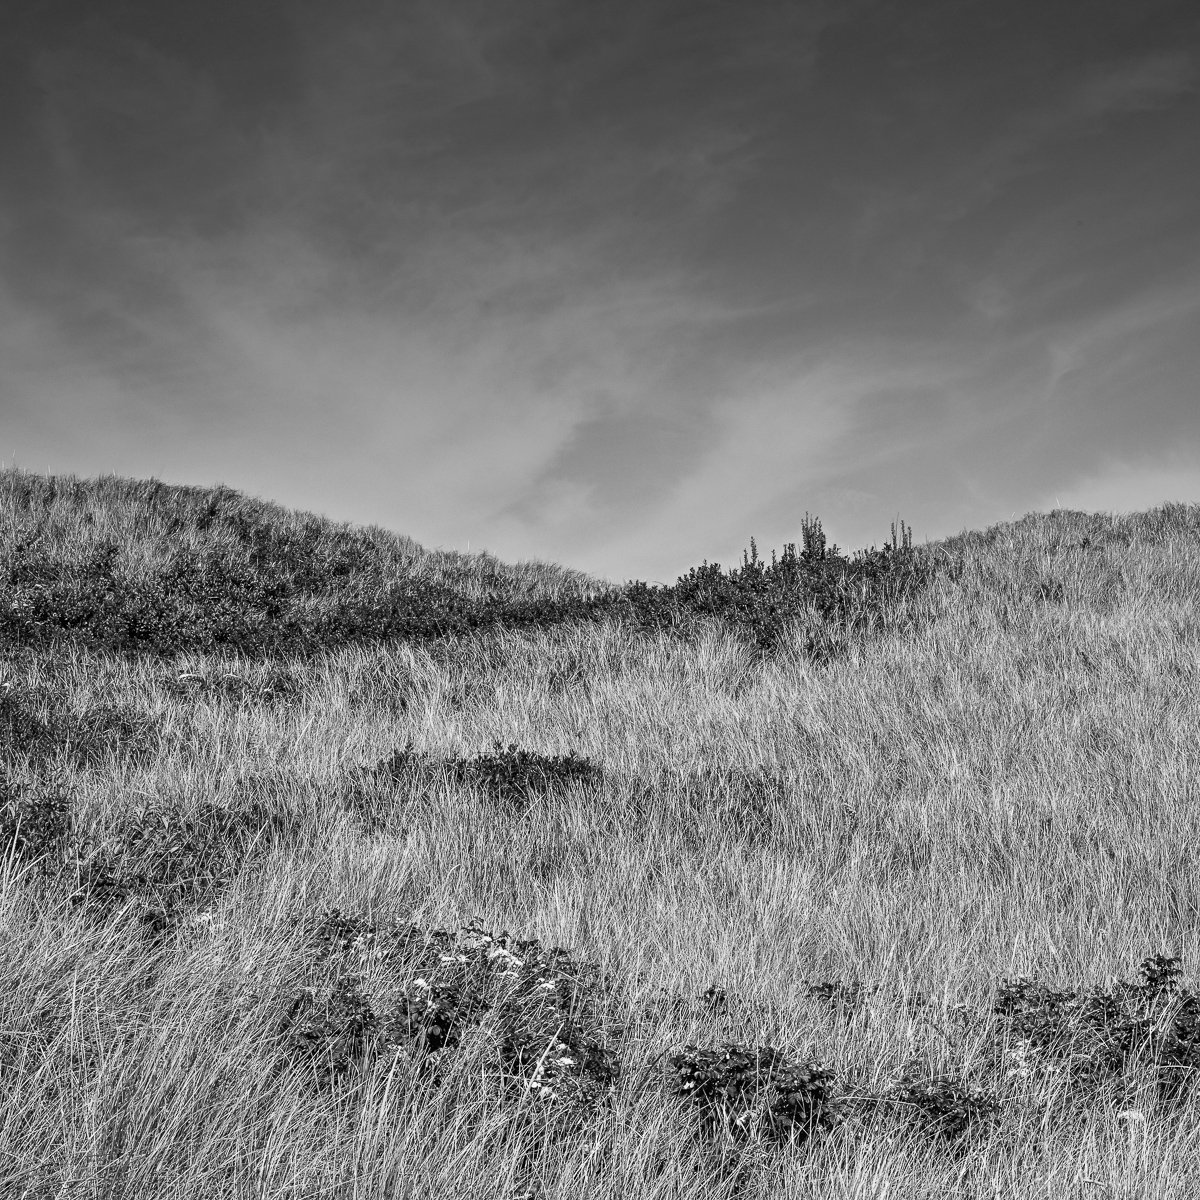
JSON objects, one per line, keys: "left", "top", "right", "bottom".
{"left": 877, "top": 1070, "right": 1002, "bottom": 1145}
{"left": 988, "top": 953, "right": 1200, "bottom": 1103}
{"left": 3, "top": 479, "right": 936, "bottom": 665}
{"left": 0, "top": 775, "right": 74, "bottom": 867}
{"left": 66, "top": 800, "right": 296, "bottom": 935}
{"left": 163, "top": 664, "right": 304, "bottom": 705}
{"left": 0, "top": 678, "right": 158, "bottom": 768}
{"left": 280, "top": 910, "right": 620, "bottom": 1121}
{"left": 612, "top": 516, "right": 932, "bottom": 658}
{"left": 362, "top": 741, "right": 603, "bottom": 817}
{"left": 670, "top": 1043, "right": 839, "bottom": 1144}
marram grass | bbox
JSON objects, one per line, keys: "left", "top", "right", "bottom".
{"left": 2, "top": 467, "right": 1200, "bottom": 1198}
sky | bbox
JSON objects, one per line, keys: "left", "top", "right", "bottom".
{"left": 2, "top": 0, "right": 1198, "bottom": 584}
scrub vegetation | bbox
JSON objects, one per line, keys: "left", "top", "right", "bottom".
{"left": 2, "top": 466, "right": 1199, "bottom": 1198}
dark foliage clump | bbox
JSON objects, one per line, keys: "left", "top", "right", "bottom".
{"left": 348, "top": 742, "right": 602, "bottom": 825}
{"left": 67, "top": 800, "right": 295, "bottom": 935}
{"left": 3, "top": 497, "right": 933, "bottom": 665}
{"left": 368, "top": 741, "right": 435, "bottom": 786}
{"left": 0, "top": 776, "right": 73, "bottom": 867}
{"left": 0, "top": 678, "right": 158, "bottom": 768}
{"left": 669, "top": 1043, "right": 839, "bottom": 1144}
{"left": 0, "top": 532, "right": 500, "bottom": 659}
{"left": 641, "top": 983, "right": 736, "bottom": 1026}
{"left": 282, "top": 974, "right": 381, "bottom": 1091}
{"left": 992, "top": 953, "right": 1200, "bottom": 1101}
{"left": 604, "top": 515, "right": 933, "bottom": 659}
{"left": 447, "top": 743, "right": 603, "bottom": 812}
{"left": 280, "top": 910, "right": 620, "bottom": 1117}
{"left": 880, "top": 1071, "right": 1001, "bottom": 1143}
{"left": 805, "top": 979, "right": 873, "bottom": 1013}
{"left": 0, "top": 680, "right": 60, "bottom": 764}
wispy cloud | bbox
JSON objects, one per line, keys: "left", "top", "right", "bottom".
{"left": 2, "top": 1, "right": 1199, "bottom": 581}
{"left": 1072, "top": 50, "right": 1195, "bottom": 116}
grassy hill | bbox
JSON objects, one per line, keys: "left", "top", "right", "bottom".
{"left": 2, "top": 466, "right": 1200, "bottom": 1198}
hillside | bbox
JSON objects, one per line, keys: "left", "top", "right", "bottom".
{"left": 2, "top": 467, "right": 1200, "bottom": 1199}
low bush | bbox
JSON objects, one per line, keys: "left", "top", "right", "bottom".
{"left": 670, "top": 1043, "right": 839, "bottom": 1144}
{"left": 991, "top": 953, "right": 1200, "bottom": 1101}
{"left": 0, "top": 678, "right": 158, "bottom": 768}
{"left": 0, "top": 776, "right": 74, "bottom": 867}
{"left": 67, "top": 800, "right": 295, "bottom": 935}
{"left": 2, "top": 506, "right": 935, "bottom": 665}
{"left": 362, "top": 742, "right": 603, "bottom": 817}
{"left": 280, "top": 910, "right": 620, "bottom": 1119}
{"left": 878, "top": 1071, "right": 1001, "bottom": 1143}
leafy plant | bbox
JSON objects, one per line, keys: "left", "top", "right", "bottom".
{"left": 669, "top": 1043, "right": 838, "bottom": 1143}
{"left": 0, "top": 776, "right": 73, "bottom": 866}
{"left": 448, "top": 744, "right": 603, "bottom": 811}
{"left": 67, "top": 801, "right": 294, "bottom": 934}
{"left": 281, "top": 911, "right": 620, "bottom": 1116}
{"left": 992, "top": 953, "right": 1200, "bottom": 1101}
{"left": 3, "top": 486, "right": 934, "bottom": 666}
{"left": 881, "top": 1071, "right": 1001, "bottom": 1142}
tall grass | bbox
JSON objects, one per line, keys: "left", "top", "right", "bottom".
{"left": 2, "top": 468, "right": 1200, "bottom": 1198}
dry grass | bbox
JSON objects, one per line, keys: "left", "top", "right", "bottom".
{"left": 2, "top": 469, "right": 1200, "bottom": 1197}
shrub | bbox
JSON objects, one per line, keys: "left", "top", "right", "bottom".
{"left": 0, "top": 679, "right": 158, "bottom": 768}
{"left": 281, "top": 911, "right": 620, "bottom": 1116}
{"left": 448, "top": 744, "right": 603, "bottom": 812}
{"left": 669, "top": 1043, "right": 838, "bottom": 1143}
{"left": 992, "top": 953, "right": 1200, "bottom": 1101}
{"left": 0, "top": 776, "right": 73, "bottom": 866}
{"left": 2, "top": 503, "right": 934, "bottom": 665}
{"left": 607, "top": 515, "right": 933, "bottom": 658}
{"left": 880, "top": 1071, "right": 1001, "bottom": 1143}
{"left": 361, "top": 742, "right": 602, "bottom": 816}
{"left": 67, "top": 800, "right": 294, "bottom": 934}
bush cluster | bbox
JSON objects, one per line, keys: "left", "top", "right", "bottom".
{"left": 67, "top": 800, "right": 296, "bottom": 934}
{"left": 1, "top": 677, "right": 158, "bottom": 769}
{"left": 0, "top": 775, "right": 74, "bottom": 866}
{"left": 990, "top": 953, "right": 1200, "bottom": 1101}
{"left": 363, "top": 742, "right": 603, "bottom": 817}
{"left": 613, "top": 516, "right": 932, "bottom": 657}
{"left": 670, "top": 1043, "right": 839, "bottom": 1143}
{"left": 666, "top": 1039, "right": 998, "bottom": 1151}
{"left": 1, "top": 778, "right": 291, "bottom": 936}
{"left": 280, "top": 910, "right": 620, "bottom": 1117}
{"left": 2, "top": 509, "right": 934, "bottom": 664}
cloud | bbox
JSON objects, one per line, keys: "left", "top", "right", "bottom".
{"left": 1034, "top": 452, "right": 1200, "bottom": 516}
{"left": 3, "top": 0, "right": 1199, "bottom": 584}
{"left": 1072, "top": 51, "right": 1195, "bottom": 117}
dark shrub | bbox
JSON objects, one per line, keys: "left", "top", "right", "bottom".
{"left": 0, "top": 777, "right": 73, "bottom": 866}
{"left": 0, "top": 680, "right": 158, "bottom": 768}
{"left": 68, "top": 800, "right": 294, "bottom": 934}
{"left": 993, "top": 954, "right": 1200, "bottom": 1101}
{"left": 0, "top": 681, "right": 59, "bottom": 763}
{"left": 3, "top": 500, "right": 933, "bottom": 664}
{"left": 281, "top": 911, "right": 619, "bottom": 1113}
{"left": 882, "top": 1071, "right": 1001, "bottom": 1142}
{"left": 607, "top": 515, "right": 933, "bottom": 658}
{"left": 670, "top": 1043, "right": 838, "bottom": 1143}
{"left": 283, "top": 974, "right": 380, "bottom": 1091}
{"left": 448, "top": 743, "right": 603, "bottom": 811}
